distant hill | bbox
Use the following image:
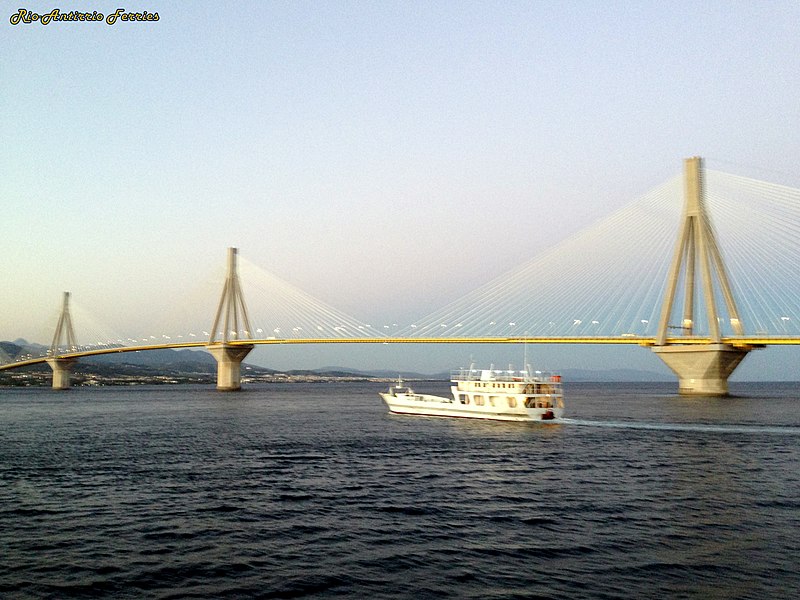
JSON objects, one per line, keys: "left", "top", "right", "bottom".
{"left": 0, "top": 342, "right": 19, "bottom": 358}
{"left": 90, "top": 348, "right": 217, "bottom": 367}
{"left": 315, "top": 366, "right": 445, "bottom": 379}
{"left": 1, "top": 342, "right": 235, "bottom": 379}
{"left": 2, "top": 339, "right": 47, "bottom": 361}
{"left": 561, "top": 368, "right": 670, "bottom": 382}
{"left": 2, "top": 340, "right": 668, "bottom": 382}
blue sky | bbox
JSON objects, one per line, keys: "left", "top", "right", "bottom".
{"left": 2, "top": 1, "right": 799, "bottom": 376}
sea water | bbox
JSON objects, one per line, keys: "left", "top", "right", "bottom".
{"left": 1, "top": 381, "right": 799, "bottom": 599}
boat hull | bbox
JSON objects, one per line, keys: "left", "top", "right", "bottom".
{"left": 380, "top": 392, "right": 564, "bottom": 422}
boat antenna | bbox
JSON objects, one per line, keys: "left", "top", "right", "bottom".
{"left": 523, "top": 331, "right": 529, "bottom": 371}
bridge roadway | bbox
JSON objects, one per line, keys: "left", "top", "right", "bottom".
{"left": 2, "top": 336, "right": 796, "bottom": 371}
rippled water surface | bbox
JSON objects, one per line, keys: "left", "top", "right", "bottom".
{"left": 1, "top": 381, "right": 799, "bottom": 599}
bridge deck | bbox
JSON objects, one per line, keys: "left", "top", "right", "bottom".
{"left": 2, "top": 336, "right": 796, "bottom": 371}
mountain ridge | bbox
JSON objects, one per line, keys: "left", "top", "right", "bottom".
{"left": 2, "top": 340, "right": 669, "bottom": 381}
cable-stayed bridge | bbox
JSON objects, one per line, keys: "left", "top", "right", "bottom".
{"left": 3, "top": 157, "right": 800, "bottom": 395}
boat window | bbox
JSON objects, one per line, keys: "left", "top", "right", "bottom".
{"left": 489, "top": 396, "right": 498, "bottom": 406}
{"left": 474, "top": 395, "right": 484, "bottom": 406}
{"left": 507, "top": 397, "right": 517, "bottom": 408}
{"left": 459, "top": 394, "right": 468, "bottom": 404}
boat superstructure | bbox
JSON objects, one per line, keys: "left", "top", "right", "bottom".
{"left": 380, "top": 366, "right": 564, "bottom": 422}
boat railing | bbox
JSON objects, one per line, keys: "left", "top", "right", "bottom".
{"left": 450, "top": 369, "right": 562, "bottom": 383}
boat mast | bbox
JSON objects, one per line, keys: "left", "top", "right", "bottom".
{"left": 523, "top": 332, "right": 531, "bottom": 374}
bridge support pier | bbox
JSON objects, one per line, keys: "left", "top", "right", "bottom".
{"left": 45, "top": 357, "right": 75, "bottom": 390}
{"left": 652, "top": 344, "right": 749, "bottom": 396}
{"left": 207, "top": 343, "right": 254, "bottom": 391}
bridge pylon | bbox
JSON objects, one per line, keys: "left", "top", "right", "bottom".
{"left": 46, "top": 291, "right": 78, "bottom": 390}
{"left": 206, "top": 248, "right": 254, "bottom": 391}
{"left": 652, "top": 157, "right": 750, "bottom": 395}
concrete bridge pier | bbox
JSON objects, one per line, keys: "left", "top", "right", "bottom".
{"left": 207, "top": 343, "right": 254, "bottom": 391}
{"left": 45, "top": 357, "right": 75, "bottom": 390}
{"left": 652, "top": 344, "right": 749, "bottom": 396}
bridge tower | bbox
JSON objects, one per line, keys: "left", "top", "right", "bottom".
{"left": 46, "top": 291, "right": 77, "bottom": 390}
{"left": 652, "top": 157, "right": 750, "bottom": 395}
{"left": 206, "top": 247, "right": 254, "bottom": 391}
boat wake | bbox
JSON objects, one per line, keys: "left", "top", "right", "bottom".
{"left": 559, "top": 418, "right": 800, "bottom": 436}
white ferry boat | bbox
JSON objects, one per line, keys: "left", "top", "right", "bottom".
{"left": 380, "top": 366, "right": 564, "bottom": 422}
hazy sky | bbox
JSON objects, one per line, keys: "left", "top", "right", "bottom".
{"left": 3, "top": 1, "right": 799, "bottom": 376}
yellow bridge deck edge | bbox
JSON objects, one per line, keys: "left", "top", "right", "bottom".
{"left": 2, "top": 336, "right": 796, "bottom": 371}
